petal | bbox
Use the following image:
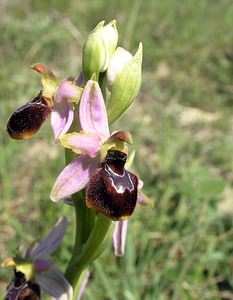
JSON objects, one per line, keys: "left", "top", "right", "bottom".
{"left": 106, "top": 47, "right": 133, "bottom": 90}
{"left": 56, "top": 79, "right": 82, "bottom": 103}
{"left": 34, "top": 258, "right": 53, "bottom": 272}
{"left": 29, "top": 217, "right": 68, "bottom": 259}
{"left": 25, "top": 241, "right": 38, "bottom": 259}
{"left": 138, "top": 179, "right": 144, "bottom": 190}
{"left": 61, "top": 132, "right": 101, "bottom": 158}
{"left": 137, "top": 191, "right": 153, "bottom": 206}
{"left": 51, "top": 101, "right": 74, "bottom": 142}
{"left": 50, "top": 155, "right": 98, "bottom": 202}
{"left": 36, "top": 268, "right": 73, "bottom": 300}
{"left": 110, "top": 130, "right": 133, "bottom": 144}
{"left": 112, "top": 220, "right": 128, "bottom": 257}
{"left": 107, "top": 42, "right": 143, "bottom": 124}
{"left": 31, "top": 63, "right": 58, "bottom": 98}
{"left": 79, "top": 80, "right": 110, "bottom": 138}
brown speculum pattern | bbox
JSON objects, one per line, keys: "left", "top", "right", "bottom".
{"left": 86, "top": 150, "right": 138, "bottom": 221}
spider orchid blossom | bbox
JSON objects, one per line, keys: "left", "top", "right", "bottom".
{"left": 2, "top": 217, "right": 73, "bottom": 300}
{"left": 7, "top": 64, "right": 82, "bottom": 142}
{"left": 50, "top": 80, "right": 142, "bottom": 221}
{"left": 51, "top": 80, "right": 130, "bottom": 198}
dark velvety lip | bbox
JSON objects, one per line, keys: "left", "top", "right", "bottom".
{"left": 7, "top": 92, "right": 52, "bottom": 140}
{"left": 86, "top": 150, "right": 138, "bottom": 221}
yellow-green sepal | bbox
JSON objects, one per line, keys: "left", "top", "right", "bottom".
{"left": 31, "top": 63, "right": 59, "bottom": 98}
{"left": 107, "top": 42, "right": 143, "bottom": 124}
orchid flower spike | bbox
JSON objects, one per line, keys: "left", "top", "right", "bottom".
{"left": 2, "top": 217, "right": 73, "bottom": 300}
{"left": 7, "top": 64, "right": 82, "bottom": 141}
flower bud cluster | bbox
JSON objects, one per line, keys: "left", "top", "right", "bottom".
{"left": 82, "top": 20, "right": 143, "bottom": 123}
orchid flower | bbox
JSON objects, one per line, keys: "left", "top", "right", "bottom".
{"left": 50, "top": 79, "right": 133, "bottom": 203}
{"left": 50, "top": 79, "right": 147, "bottom": 259}
{"left": 3, "top": 217, "right": 73, "bottom": 300}
{"left": 7, "top": 64, "right": 82, "bottom": 142}
{"left": 31, "top": 64, "right": 83, "bottom": 142}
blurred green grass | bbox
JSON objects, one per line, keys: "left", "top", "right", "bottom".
{"left": 1, "top": 0, "right": 233, "bottom": 299}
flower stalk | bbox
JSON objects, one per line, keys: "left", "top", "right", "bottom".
{"left": 64, "top": 146, "right": 113, "bottom": 292}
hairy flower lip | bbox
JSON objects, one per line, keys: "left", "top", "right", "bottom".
{"left": 86, "top": 150, "right": 138, "bottom": 221}
{"left": 7, "top": 91, "right": 52, "bottom": 140}
{"left": 5, "top": 270, "right": 41, "bottom": 300}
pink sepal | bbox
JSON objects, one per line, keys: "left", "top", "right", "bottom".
{"left": 50, "top": 155, "right": 98, "bottom": 202}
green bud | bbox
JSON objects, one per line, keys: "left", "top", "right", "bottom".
{"left": 82, "top": 20, "right": 118, "bottom": 81}
{"left": 107, "top": 42, "right": 143, "bottom": 124}
{"left": 106, "top": 47, "right": 133, "bottom": 90}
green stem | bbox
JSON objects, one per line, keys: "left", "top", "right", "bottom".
{"left": 77, "top": 214, "right": 113, "bottom": 269}
{"left": 66, "top": 213, "right": 113, "bottom": 288}
{"left": 64, "top": 148, "right": 113, "bottom": 297}
{"left": 65, "top": 196, "right": 95, "bottom": 280}
{"left": 73, "top": 194, "right": 95, "bottom": 247}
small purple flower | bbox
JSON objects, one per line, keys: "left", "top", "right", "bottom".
{"left": 3, "top": 217, "right": 73, "bottom": 300}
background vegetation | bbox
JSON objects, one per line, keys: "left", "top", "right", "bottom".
{"left": 1, "top": 0, "right": 233, "bottom": 299}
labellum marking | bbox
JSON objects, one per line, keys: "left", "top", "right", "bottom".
{"left": 104, "top": 164, "right": 134, "bottom": 194}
